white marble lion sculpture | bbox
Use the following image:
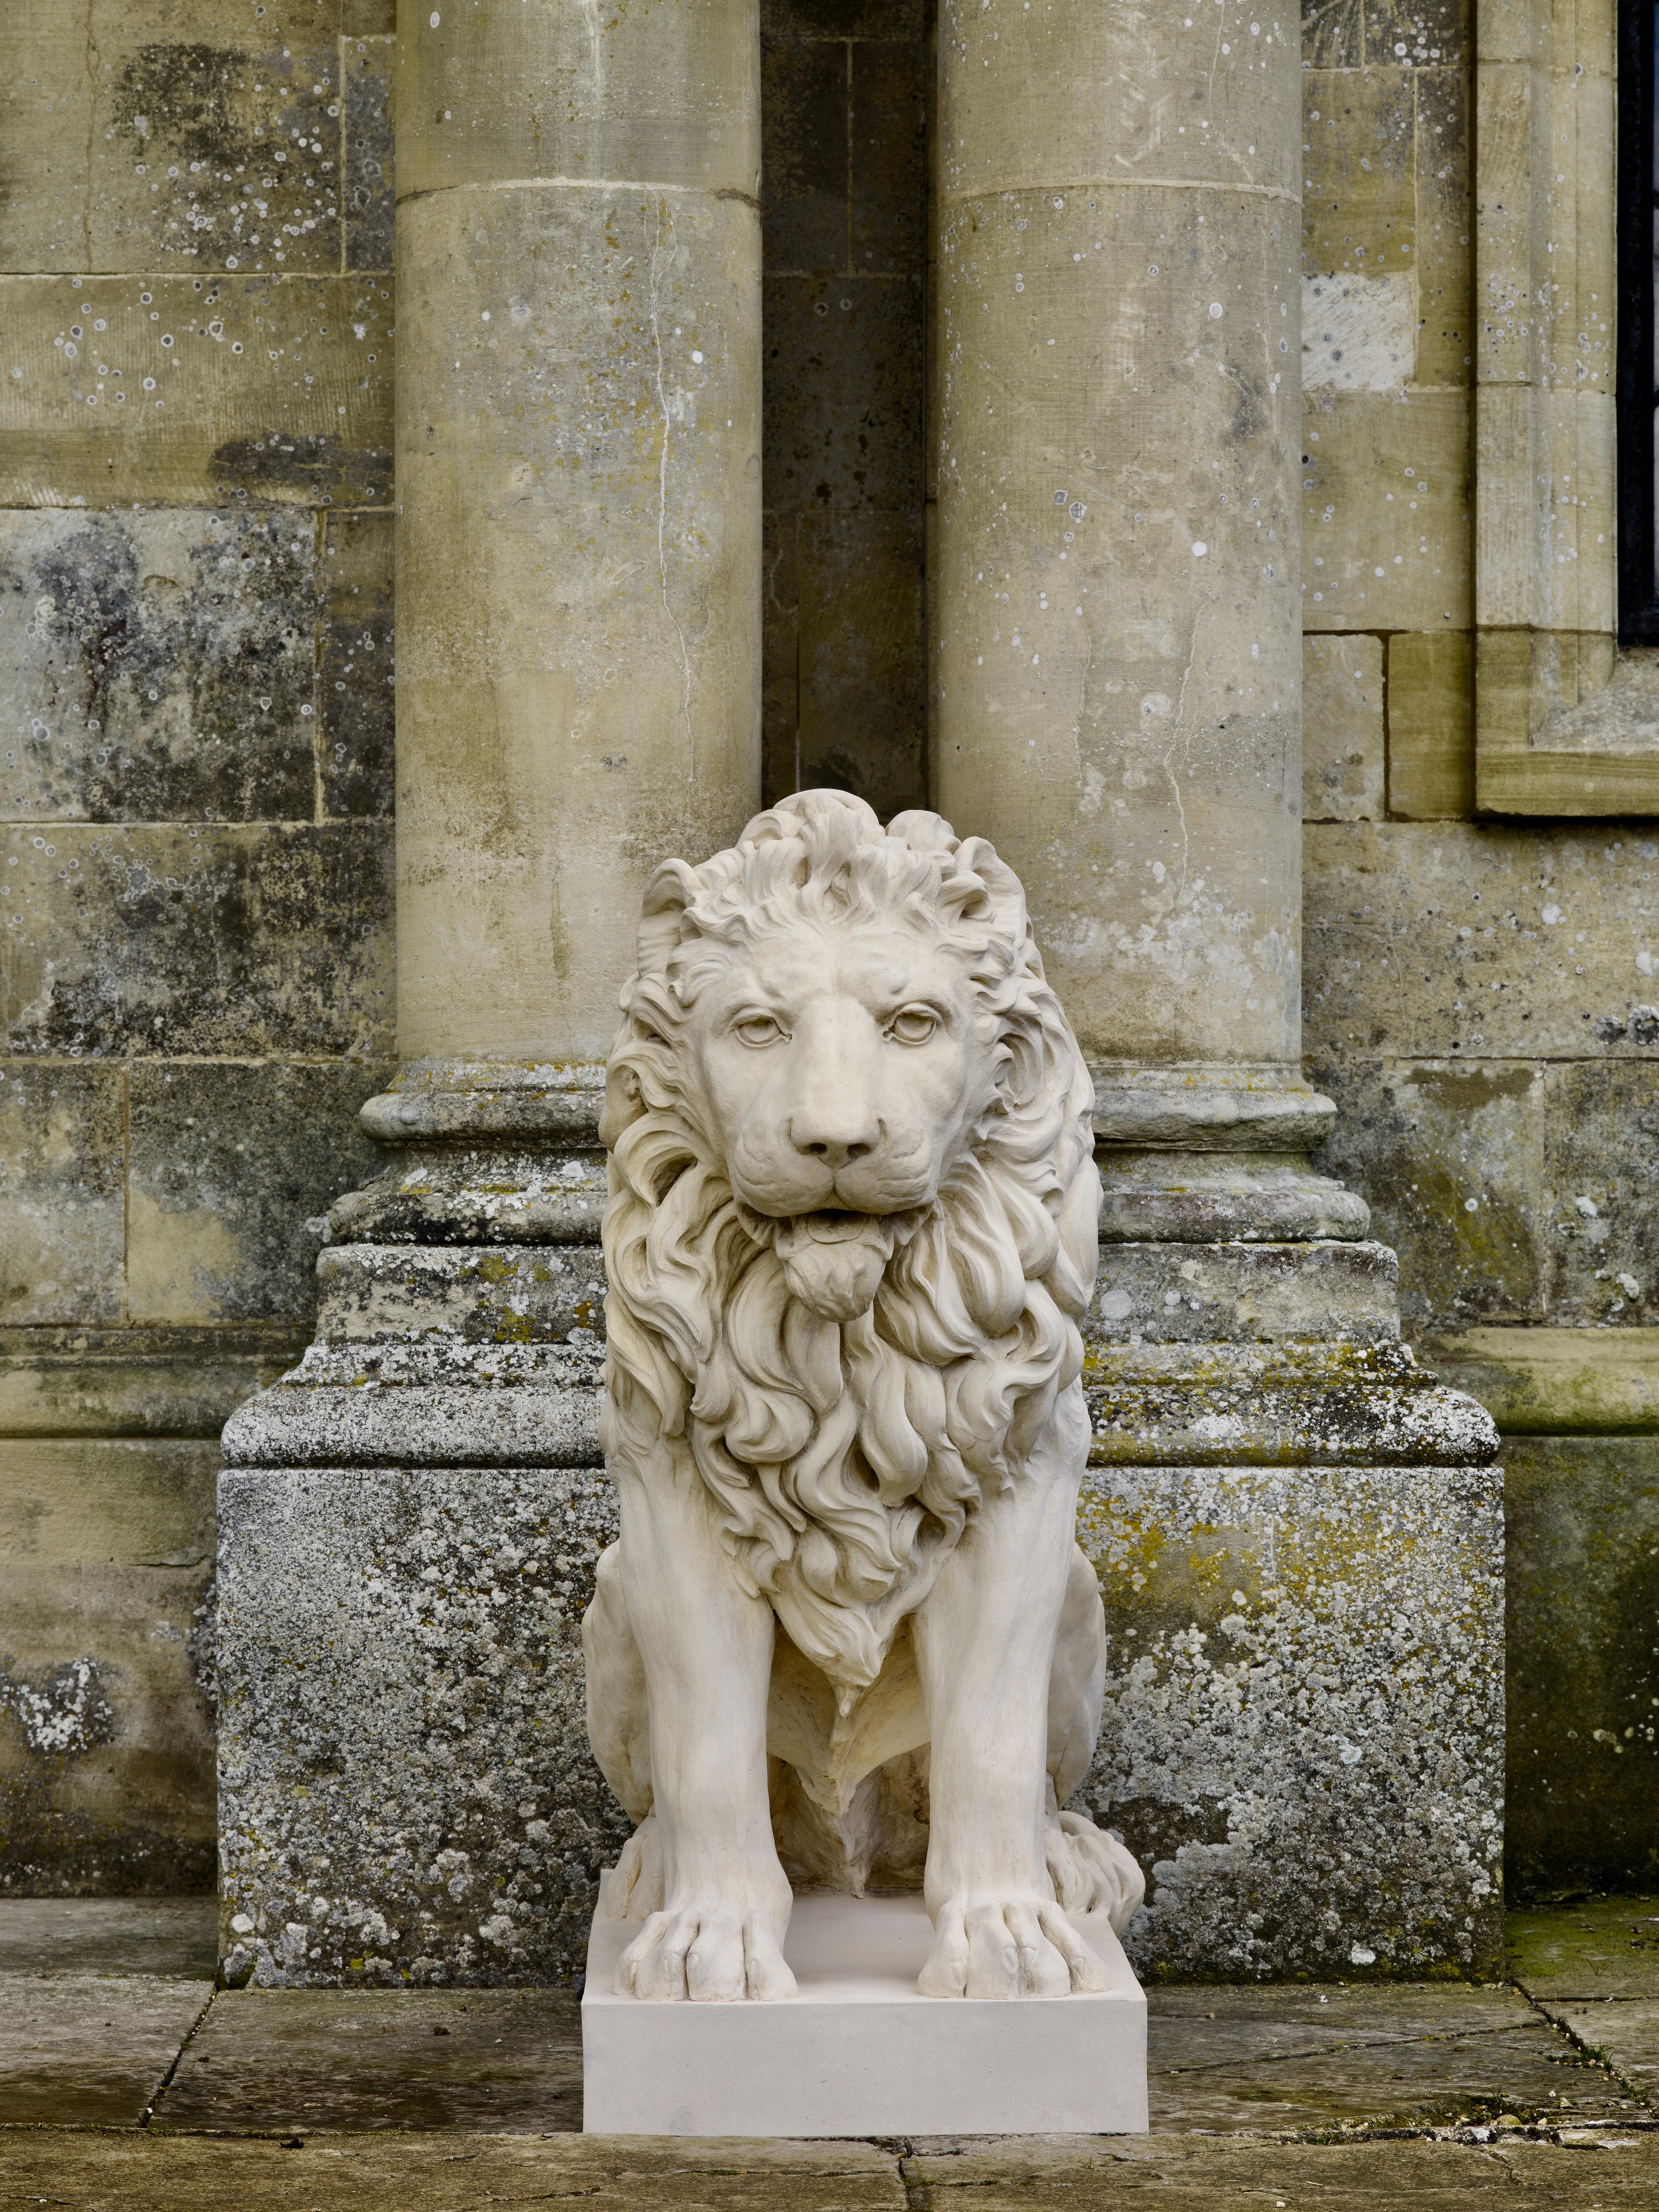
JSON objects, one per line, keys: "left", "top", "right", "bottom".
{"left": 582, "top": 789, "right": 1143, "bottom": 2000}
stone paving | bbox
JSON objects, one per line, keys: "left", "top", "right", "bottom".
{"left": 4, "top": 1896, "right": 1659, "bottom": 2204}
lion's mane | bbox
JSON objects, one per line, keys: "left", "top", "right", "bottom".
{"left": 599, "top": 791, "right": 1099, "bottom": 1690}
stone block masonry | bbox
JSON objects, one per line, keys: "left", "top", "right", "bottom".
{"left": 1305, "top": 819, "right": 1659, "bottom": 1890}
{"left": 4, "top": 0, "right": 1655, "bottom": 1940}
{"left": 1, "top": 1438, "right": 222, "bottom": 1892}
{"left": 1, "top": 0, "right": 396, "bottom": 1891}
{"left": 1287, "top": 0, "right": 1659, "bottom": 1905}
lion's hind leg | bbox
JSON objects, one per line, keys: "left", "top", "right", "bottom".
{"left": 1044, "top": 1805, "right": 1146, "bottom": 1934}
{"left": 607, "top": 1814, "right": 665, "bottom": 1922}
{"left": 582, "top": 1542, "right": 663, "bottom": 1922}
{"left": 1042, "top": 1541, "right": 1146, "bottom": 1936}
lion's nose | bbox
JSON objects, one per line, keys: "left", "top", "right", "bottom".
{"left": 789, "top": 1113, "right": 881, "bottom": 1173}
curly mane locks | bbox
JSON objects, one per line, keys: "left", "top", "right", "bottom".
{"left": 599, "top": 791, "right": 1100, "bottom": 1690}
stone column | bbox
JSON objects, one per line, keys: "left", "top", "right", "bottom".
{"left": 214, "top": 0, "right": 763, "bottom": 1990}
{"left": 395, "top": 0, "right": 762, "bottom": 1065}
{"left": 934, "top": 0, "right": 1505, "bottom": 1980}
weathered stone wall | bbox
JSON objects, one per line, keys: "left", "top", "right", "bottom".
{"left": 5, "top": 0, "right": 1656, "bottom": 1908}
{"left": 1, "top": 0, "right": 397, "bottom": 1889}
{"left": 1293, "top": 0, "right": 1659, "bottom": 1896}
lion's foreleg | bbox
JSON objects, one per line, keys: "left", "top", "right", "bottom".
{"left": 910, "top": 1385, "right": 1107, "bottom": 1999}
{"left": 607, "top": 1444, "right": 797, "bottom": 2001}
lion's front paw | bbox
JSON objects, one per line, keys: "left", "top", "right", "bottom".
{"left": 615, "top": 1902, "right": 798, "bottom": 2002}
{"left": 918, "top": 1894, "right": 1110, "bottom": 1999}
{"left": 1044, "top": 1809, "right": 1147, "bottom": 1935}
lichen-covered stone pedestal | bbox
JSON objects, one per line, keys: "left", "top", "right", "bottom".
{"left": 217, "top": 1464, "right": 623, "bottom": 1990}
{"left": 1075, "top": 1067, "right": 1504, "bottom": 1980}
{"left": 217, "top": 1061, "right": 1503, "bottom": 1989}
{"left": 217, "top": 1066, "right": 626, "bottom": 1989}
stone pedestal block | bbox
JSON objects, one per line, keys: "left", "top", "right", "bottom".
{"left": 215, "top": 1454, "right": 1502, "bottom": 1990}
{"left": 216, "top": 1465, "right": 625, "bottom": 1990}
{"left": 1077, "top": 1461, "right": 1506, "bottom": 1981}
{"left": 581, "top": 1892, "right": 1148, "bottom": 2136}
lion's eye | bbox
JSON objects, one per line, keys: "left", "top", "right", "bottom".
{"left": 889, "top": 1007, "right": 939, "bottom": 1045}
{"left": 733, "top": 1013, "right": 785, "bottom": 1047}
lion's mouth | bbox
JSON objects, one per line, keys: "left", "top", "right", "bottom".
{"left": 788, "top": 1208, "right": 885, "bottom": 1244}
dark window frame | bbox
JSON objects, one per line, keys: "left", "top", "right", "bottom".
{"left": 1618, "top": 0, "right": 1659, "bottom": 642}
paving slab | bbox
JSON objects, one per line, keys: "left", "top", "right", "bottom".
{"left": 1148, "top": 1981, "right": 1540, "bottom": 2061}
{"left": 0, "top": 1972, "right": 211, "bottom": 2127}
{"left": 1536, "top": 1998, "right": 1659, "bottom": 2108}
{"left": 1508, "top": 1898, "right": 1659, "bottom": 2001}
{"left": 0, "top": 2132, "right": 910, "bottom": 2210}
{"left": 0, "top": 1897, "right": 217, "bottom": 1977}
{"left": 905, "top": 2132, "right": 1659, "bottom": 2203}
{"left": 2, "top": 2130, "right": 1651, "bottom": 2210}
{"left": 1141, "top": 1983, "right": 1634, "bottom": 2132}
{"left": 151, "top": 1987, "right": 583, "bottom": 2133}
{"left": 1148, "top": 2020, "right": 1637, "bottom": 2133}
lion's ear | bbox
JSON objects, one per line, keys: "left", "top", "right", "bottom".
{"left": 954, "top": 837, "right": 1032, "bottom": 943}
{"left": 635, "top": 859, "right": 700, "bottom": 978}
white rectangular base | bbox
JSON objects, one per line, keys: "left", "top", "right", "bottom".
{"left": 581, "top": 1889, "right": 1148, "bottom": 2136}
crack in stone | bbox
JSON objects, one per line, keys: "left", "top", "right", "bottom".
{"left": 1152, "top": 2018, "right": 1573, "bottom": 2078}
{"left": 645, "top": 198, "right": 697, "bottom": 768}
{"left": 82, "top": 0, "right": 98, "bottom": 265}
{"left": 1164, "top": 594, "right": 1211, "bottom": 898}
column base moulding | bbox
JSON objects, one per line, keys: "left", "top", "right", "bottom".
{"left": 220, "top": 1342, "right": 604, "bottom": 1468}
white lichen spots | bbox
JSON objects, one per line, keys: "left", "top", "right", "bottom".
{"left": 2, "top": 1655, "right": 114, "bottom": 1754}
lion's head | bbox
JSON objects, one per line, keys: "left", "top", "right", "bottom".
{"left": 600, "top": 791, "right": 1099, "bottom": 1688}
